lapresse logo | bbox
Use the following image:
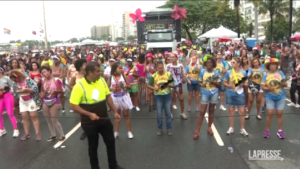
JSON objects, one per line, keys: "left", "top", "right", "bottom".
{"left": 248, "top": 150, "right": 284, "bottom": 161}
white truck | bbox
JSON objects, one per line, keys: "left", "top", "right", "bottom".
{"left": 137, "top": 8, "right": 181, "bottom": 53}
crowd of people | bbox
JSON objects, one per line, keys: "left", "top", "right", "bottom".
{"left": 0, "top": 41, "right": 300, "bottom": 169}
{"left": 0, "top": 41, "right": 299, "bottom": 141}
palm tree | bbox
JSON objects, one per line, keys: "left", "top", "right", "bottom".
{"left": 251, "top": 0, "right": 261, "bottom": 40}
{"left": 234, "top": 0, "right": 241, "bottom": 38}
{"left": 259, "top": 0, "right": 289, "bottom": 42}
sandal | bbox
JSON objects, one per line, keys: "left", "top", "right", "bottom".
{"left": 207, "top": 128, "right": 214, "bottom": 135}
{"left": 245, "top": 114, "right": 250, "bottom": 120}
{"left": 256, "top": 115, "right": 262, "bottom": 120}
{"left": 47, "top": 136, "right": 57, "bottom": 142}
{"left": 59, "top": 136, "right": 65, "bottom": 141}
{"left": 193, "top": 131, "right": 199, "bottom": 140}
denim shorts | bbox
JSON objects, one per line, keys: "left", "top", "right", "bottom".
{"left": 265, "top": 97, "right": 286, "bottom": 110}
{"left": 226, "top": 95, "right": 245, "bottom": 107}
{"left": 187, "top": 83, "right": 200, "bottom": 92}
{"left": 219, "top": 80, "right": 226, "bottom": 92}
{"left": 201, "top": 92, "right": 219, "bottom": 104}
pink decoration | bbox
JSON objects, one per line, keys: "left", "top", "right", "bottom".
{"left": 170, "top": 5, "right": 187, "bottom": 21}
{"left": 275, "top": 74, "right": 279, "bottom": 79}
{"left": 129, "top": 8, "right": 145, "bottom": 24}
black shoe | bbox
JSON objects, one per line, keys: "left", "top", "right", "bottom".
{"left": 149, "top": 105, "right": 152, "bottom": 112}
{"left": 153, "top": 104, "right": 156, "bottom": 110}
{"left": 80, "top": 132, "right": 86, "bottom": 140}
{"left": 116, "top": 165, "right": 125, "bottom": 169}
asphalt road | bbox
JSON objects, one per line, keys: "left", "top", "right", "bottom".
{"left": 0, "top": 88, "right": 300, "bottom": 169}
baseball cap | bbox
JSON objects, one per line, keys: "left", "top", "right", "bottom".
{"left": 109, "top": 59, "right": 116, "bottom": 62}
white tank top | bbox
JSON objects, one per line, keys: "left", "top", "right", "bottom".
{"left": 110, "top": 75, "right": 126, "bottom": 94}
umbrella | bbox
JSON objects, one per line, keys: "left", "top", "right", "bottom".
{"left": 290, "top": 34, "right": 300, "bottom": 41}
{"left": 185, "top": 40, "right": 193, "bottom": 46}
{"left": 218, "top": 36, "right": 232, "bottom": 42}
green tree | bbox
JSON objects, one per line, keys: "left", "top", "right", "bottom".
{"left": 68, "top": 38, "right": 79, "bottom": 43}
{"left": 292, "top": 6, "right": 300, "bottom": 33}
{"left": 115, "top": 37, "right": 125, "bottom": 41}
{"left": 161, "top": 0, "right": 247, "bottom": 39}
{"left": 265, "top": 16, "right": 289, "bottom": 41}
{"left": 259, "top": 0, "right": 289, "bottom": 42}
{"left": 9, "top": 40, "right": 15, "bottom": 43}
{"left": 127, "top": 35, "right": 136, "bottom": 41}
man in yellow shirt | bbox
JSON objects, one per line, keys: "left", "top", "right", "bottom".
{"left": 69, "top": 62, "right": 125, "bottom": 169}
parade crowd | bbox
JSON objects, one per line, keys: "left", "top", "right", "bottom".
{"left": 0, "top": 40, "right": 300, "bottom": 169}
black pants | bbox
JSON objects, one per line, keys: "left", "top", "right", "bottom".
{"left": 290, "top": 83, "right": 300, "bottom": 104}
{"left": 82, "top": 120, "right": 117, "bottom": 169}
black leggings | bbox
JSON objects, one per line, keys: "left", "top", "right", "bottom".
{"left": 290, "top": 83, "right": 300, "bottom": 104}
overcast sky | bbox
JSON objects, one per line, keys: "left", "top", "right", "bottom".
{"left": 0, "top": 1, "right": 166, "bottom": 43}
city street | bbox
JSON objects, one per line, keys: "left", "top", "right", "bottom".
{"left": 0, "top": 91, "right": 299, "bottom": 169}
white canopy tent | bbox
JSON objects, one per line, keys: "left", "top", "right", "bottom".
{"left": 198, "top": 26, "right": 238, "bottom": 46}
{"left": 81, "top": 39, "right": 98, "bottom": 45}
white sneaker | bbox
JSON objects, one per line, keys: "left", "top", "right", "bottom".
{"left": 136, "top": 107, "right": 140, "bottom": 111}
{"left": 173, "top": 105, "right": 177, "bottom": 109}
{"left": 295, "top": 104, "right": 300, "bottom": 108}
{"left": 114, "top": 132, "right": 119, "bottom": 138}
{"left": 180, "top": 113, "right": 187, "bottom": 120}
{"left": 220, "top": 105, "right": 227, "bottom": 111}
{"left": 0, "top": 129, "right": 7, "bottom": 137}
{"left": 12, "top": 130, "right": 20, "bottom": 138}
{"left": 227, "top": 127, "right": 234, "bottom": 135}
{"left": 287, "top": 102, "right": 295, "bottom": 106}
{"left": 240, "top": 128, "right": 249, "bottom": 136}
{"left": 69, "top": 110, "right": 74, "bottom": 113}
{"left": 127, "top": 132, "right": 134, "bottom": 139}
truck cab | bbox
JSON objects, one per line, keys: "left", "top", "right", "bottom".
{"left": 136, "top": 8, "right": 181, "bottom": 54}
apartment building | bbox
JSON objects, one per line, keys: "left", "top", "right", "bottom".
{"left": 229, "top": 0, "right": 298, "bottom": 37}
{"left": 122, "top": 11, "right": 137, "bottom": 40}
{"left": 90, "top": 25, "right": 110, "bottom": 39}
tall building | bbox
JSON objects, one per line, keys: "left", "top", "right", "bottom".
{"left": 90, "top": 25, "right": 110, "bottom": 40}
{"left": 122, "top": 11, "right": 137, "bottom": 40}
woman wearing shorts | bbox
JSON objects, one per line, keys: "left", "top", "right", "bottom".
{"left": 124, "top": 58, "right": 140, "bottom": 112}
{"left": 246, "top": 58, "right": 264, "bottom": 120}
{"left": 193, "top": 55, "right": 220, "bottom": 139}
{"left": 10, "top": 70, "right": 40, "bottom": 141}
{"left": 261, "top": 58, "right": 287, "bottom": 139}
{"left": 185, "top": 55, "right": 201, "bottom": 112}
{"left": 40, "top": 66, "right": 65, "bottom": 142}
{"left": 223, "top": 57, "right": 249, "bottom": 136}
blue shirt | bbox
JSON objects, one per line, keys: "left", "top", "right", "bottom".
{"left": 224, "top": 69, "right": 247, "bottom": 97}
{"left": 262, "top": 71, "right": 286, "bottom": 100}
{"left": 199, "top": 69, "right": 220, "bottom": 95}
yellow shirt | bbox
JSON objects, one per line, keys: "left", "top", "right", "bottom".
{"left": 69, "top": 77, "right": 110, "bottom": 105}
{"left": 41, "top": 60, "right": 53, "bottom": 66}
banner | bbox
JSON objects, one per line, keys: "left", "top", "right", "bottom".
{"left": 4, "top": 28, "right": 11, "bottom": 35}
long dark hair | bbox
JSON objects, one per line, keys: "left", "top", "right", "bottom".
{"left": 110, "top": 61, "right": 122, "bottom": 76}
{"left": 30, "top": 61, "right": 40, "bottom": 71}
{"left": 138, "top": 53, "right": 145, "bottom": 64}
{"left": 9, "top": 58, "right": 20, "bottom": 70}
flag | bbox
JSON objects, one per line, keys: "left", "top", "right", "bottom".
{"left": 4, "top": 28, "right": 11, "bottom": 35}
{"left": 32, "top": 31, "right": 36, "bottom": 35}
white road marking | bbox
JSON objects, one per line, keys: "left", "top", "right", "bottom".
{"left": 53, "top": 122, "right": 81, "bottom": 149}
{"left": 205, "top": 113, "right": 224, "bottom": 146}
{"left": 3, "top": 111, "right": 6, "bottom": 115}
